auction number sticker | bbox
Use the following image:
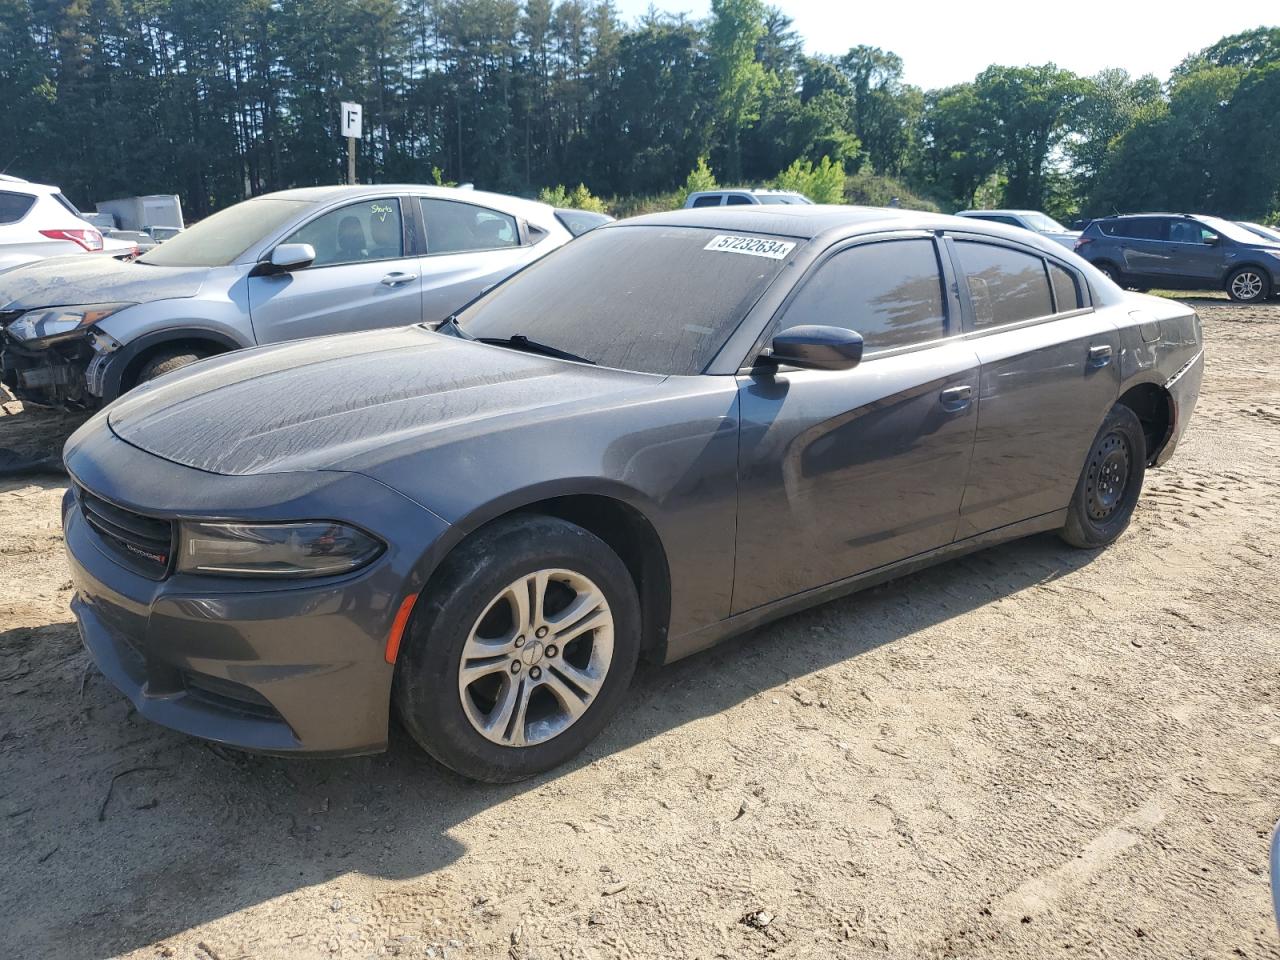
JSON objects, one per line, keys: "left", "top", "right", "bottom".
{"left": 703, "top": 234, "right": 796, "bottom": 260}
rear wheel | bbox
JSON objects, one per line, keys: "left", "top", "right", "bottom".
{"left": 393, "top": 515, "right": 640, "bottom": 782}
{"left": 1060, "top": 404, "right": 1147, "bottom": 549}
{"left": 1226, "top": 267, "right": 1270, "bottom": 303}
{"left": 1095, "top": 261, "right": 1123, "bottom": 286}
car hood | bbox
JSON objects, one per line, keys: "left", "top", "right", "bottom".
{"left": 106, "top": 326, "right": 664, "bottom": 476}
{"left": 0, "top": 255, "right": 208, "bottom": 310}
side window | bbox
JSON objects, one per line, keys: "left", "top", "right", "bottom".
{"left": 779, "top": 239, "right": 947, "bottom": 354}
{"left": 1168, "top": 219, "right": 1204, "bottom": 244}
{"left": 0, "top": 191, "right": 36, "bottom": 224}
{"left": 420, "top": 198, "right": 519, "bottom": 255}
{"left": 691, "top": 195, "right": 722, "bottom": 208}
{"left": 1121, "top": 218, "right": 1166, "bottom": 241}
{"left": 1048, "top": 262, "right": 1082, "bottom": 312}
{"left": 726, "top": 194, "right": 754, "bottom": 206}
{"left": 955, "top": 241, "right": 1054, "bottom": 329}
{"left": 283, "top": 198, "right": 403, "bottom": 267}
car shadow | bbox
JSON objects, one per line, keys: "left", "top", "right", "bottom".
{"left": 0, "top": 531, "right": 1100, "bottom": 958}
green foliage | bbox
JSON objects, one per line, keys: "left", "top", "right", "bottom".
{"left": 537, "top": 183, "right": 608, "bottom": 213}
{"left": 772, "top": 156, "right": 846, "bottom": 204}
{"left": 677, "top": 157, "right": 719, "bottom": 206}
{"left": 0, "top": 4, "right": 1274, "bottom": 225}
{"left": 843, "top": 168, "right": 940, "bottom": 212}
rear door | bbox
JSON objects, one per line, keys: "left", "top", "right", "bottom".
{"left": 946, "top": 235, "right": 1121, "bottom": 536}
{"left": 1112, "top": 217, "right": 1168, "bottom": 279}
{"left": 415, "top": 197, "right": 544, "bottom": 324}
{"left": 732, "top": 234, "right": 980, "bottom": 612}
{"left": 248, "top": 196, "right": 422, "bottom": 344}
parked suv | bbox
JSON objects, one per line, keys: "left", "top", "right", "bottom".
{"left": 1075, "top": 213, "right": 1280, "bottom": 303}
{"left": 0, "top": 176, "right": 107, "bottom": 270}
{"left": 0, "top": 185, "right": 578, "bottom": 408}
{"left": 684, "top": 189, "right": 812, "bottom": 208}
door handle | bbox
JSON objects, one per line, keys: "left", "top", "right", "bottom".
{"left": 1088, "top": 344, "right": 1113, "bottom": 368}
{"left": 380, "top": 272, "right": 417, "bottom": 287}
{"left": 940, "top": 384, "right": 972, "bottom": 411}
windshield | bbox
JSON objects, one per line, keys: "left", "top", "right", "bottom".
{"left": 137, "top": 198, "right": 310, "bottom": 267}
{"left": 455, "top": 225, "right": 798, "bottom": 375}
{"left": 1196, "top": 215, "right": 1265, "bottom": 245}
{"left": 1022, "top": 212, "right": 1068, "bottom": 232}
{"left": 1239, "top": 221, "right": 1280, "bottom": 244}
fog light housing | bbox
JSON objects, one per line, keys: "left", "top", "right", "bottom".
{"left": 177, "top": 520, "right": 383, "bottom": 578}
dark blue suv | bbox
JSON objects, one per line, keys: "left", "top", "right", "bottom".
{"left": 1075, "top": 213, "right": 1280, "bottom": 303}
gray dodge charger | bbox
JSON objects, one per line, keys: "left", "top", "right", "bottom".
{"left": 62, "top": 206, "right": 1204, "bottom": 781}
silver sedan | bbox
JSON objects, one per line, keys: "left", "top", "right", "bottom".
{"left": 0, "top": 185, "right": 591, "bottom": 408}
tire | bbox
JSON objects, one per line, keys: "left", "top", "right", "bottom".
{"left": 134, "top": 349, "right": 206, "bottom": 386}
{"left": 1095, "top": 261, "right": 1123, "bottom": 286}
{"left": 393, "top": 515, "right": 641, "bottom": 782}
{"left": 1226, "top": 266, "right": 1271, "bottom": 303}
{"left": 1060, "top": 404, "right": 1147, "bottom": 549}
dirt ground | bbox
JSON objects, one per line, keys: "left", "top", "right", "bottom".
{"left": 1, "top": 298, "right": 1277, "bottom": 960}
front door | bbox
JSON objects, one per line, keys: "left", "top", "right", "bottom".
{"left": 1158, "top": 218, "right": 1227, "bottom": 286}
{"left": 732, "top": 236, "right": 980, "bottom": 614}
{"left": 946, "top": 237, "right": 1121, "bottom": 537}
{"left": 248, "top": 196, "right": 422, "bottom": 344}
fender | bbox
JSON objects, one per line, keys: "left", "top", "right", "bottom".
{"left": 100, "top": 326, "right": 247, "bottom": 401}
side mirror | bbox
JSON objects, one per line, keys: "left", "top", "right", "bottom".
{"left": 253, "top": 243, "right": 316, "bottom": 276}
{"left": 1203, "top": 234, "right": 1220, "bottom": 246}
{"left": 765, "top": 325, "right": 864, "bottom": 371}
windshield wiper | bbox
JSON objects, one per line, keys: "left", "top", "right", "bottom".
{"left": 476, "top": 334, "right": 596, "bottom": 366}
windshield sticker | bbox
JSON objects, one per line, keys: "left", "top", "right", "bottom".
{"left": 703, "top": 234, "right": 795, "bottom": 260}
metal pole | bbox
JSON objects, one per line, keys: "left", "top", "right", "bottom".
{"left": 347, "top": 137, "right": 356, "bottom": 185}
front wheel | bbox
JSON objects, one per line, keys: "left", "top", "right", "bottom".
{"left": 394, "top": 515, "right": 640, "bottom": 782}
{"left": 1226, "top": 267, "right": 1271, "bottom": 303}
{"left": 1060, "top": 404, "right": 1147, "bottom": 549}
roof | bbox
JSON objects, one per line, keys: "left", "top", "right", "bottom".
{"left": 250, "top": 184, "right": 558, "bottom": 228}
{"left": 618, "top": 204, "right": 962, "bottom": 240}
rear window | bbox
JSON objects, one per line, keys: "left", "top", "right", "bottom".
{"left": 0, "top": 191, "right": 36, "bottom": 224}
{"left": 137, "top": 198, "right": 309, "bottom": 267}
{"left": 690, "top": 195, "right": 721, "bottom": 208}
{"left": 1100, "top": 218, "right": 1164, "bottom": 241}
{"left": 456, "top": 225, "right": 796, "bottom": 376}
{"left": 955, "top": 241, "right": 1054, "bottom": 328}
{"left": 52, "top": 193, "right": 84, "bottom": 218}
{"left": 554, "top": 209, "right": 612, "bottom": 237}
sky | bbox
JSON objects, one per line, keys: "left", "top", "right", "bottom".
{"left": 612, "top": 0, "right": 1277, "bottom": 90}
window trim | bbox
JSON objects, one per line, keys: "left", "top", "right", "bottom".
{"left": 942, "top": 232, "right": 1094, "bottom": 339}
{"left": 278, "top": 196, "right": 411, "bottom": 271}
{"left": 418, "top": 195, "right": 525, "bottom": 257}
{"left": 737, "top": 230, "right": 959, "bottom": 372}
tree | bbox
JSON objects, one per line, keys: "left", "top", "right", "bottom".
{"left": 706, "top": 0, "right": 770, "bottom": 182}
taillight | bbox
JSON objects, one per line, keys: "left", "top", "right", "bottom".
{"left": 39, "top": 228, "right": 103, "bottom": 252}
{"left": 1074, "top": 237, "right": 1093, "bottom": 251}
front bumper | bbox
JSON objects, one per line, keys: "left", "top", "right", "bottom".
{"left": 63, "top": 431, "right": 449, "bottom": 755}
{"left": 0, "top": 331, "right": 98, "bottom": 408}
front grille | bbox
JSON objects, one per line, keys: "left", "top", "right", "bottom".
{"left": 78, "top": 487, "right": 174, "bottom": 579}
{"left": 183, "top": 671, "right": 283, "bottom": 722}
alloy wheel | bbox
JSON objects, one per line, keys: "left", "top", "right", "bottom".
{"left": 458, "top": 568, "right": 614, "bottom": 747}
{"left": 1231, "top": 271, "right": 1264, "bottom": 301}
{"left": 1085, "top": 432, "right": 1132, "bottom": 522}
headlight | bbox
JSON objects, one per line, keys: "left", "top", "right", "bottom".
{"left": 7, "top": 303, "right": 135, "bottom": 344}
{"left": 177, "top": 520, "right": 384, "bottom": 578}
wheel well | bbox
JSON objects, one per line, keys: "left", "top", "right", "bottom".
{"left": 1117, "top": 383, "right": 1173, "bottom": 464}
{"left": 121, "top": 337, "right": 231, "bottom": 391}
{"left": 427, "top": 495, "right": 673, "bottom": 664}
